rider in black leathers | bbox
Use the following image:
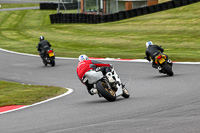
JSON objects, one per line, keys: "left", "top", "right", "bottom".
{"left": 145, "top": 41, "right": 165, "bottom": 69}
{"left": 37, "top": 36, "right": 51, "bottom": 61}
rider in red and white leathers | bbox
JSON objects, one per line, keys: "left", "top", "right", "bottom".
{"left": 76, "top": 55, "right": 112, "bottom": 95}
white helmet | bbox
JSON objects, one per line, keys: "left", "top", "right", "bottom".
{"left": 146, "top": 41, "right": 153, "bottom": 48}
{"left": 79, "top": 54, "right": 89, "bottom": 62}
{"left": 39, "top": 36, "right": 44, "bottom": 41}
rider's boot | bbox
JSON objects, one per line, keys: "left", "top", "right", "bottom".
{"left": 90, "top": 88, "right": 98, "bottom": 95}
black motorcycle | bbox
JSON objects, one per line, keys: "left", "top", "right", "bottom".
{"left": 154, "top": 53, "right": 173, "bottom": 76}
{"left": 43, "top": 48, "right": 55, "bottom": 66}
{"left": 37, "top": 47, "right": 55, "bottom": 67}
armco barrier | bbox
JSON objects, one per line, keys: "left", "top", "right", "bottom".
{"left": 118, "top": 11, "right": 126, "bottom": 20}
{"left": 181, "top": 0, "right": 189, "bottom": 5}
{"left": 148, "top": 5, "right": 156, "bottom": 13}
{"left": 49, "top": 0, "right": 200, "bottom": 24}
{"left": 129, "top": 9, "right": 137, "bottom": 17}
{"left": 136, "top": 8, "right": 143, "bottom": 16}
{"left": 154, "top": 4, "right": 162, "bottom": 12}
{"left": 188, "top": 0, "right": 195, "bottom": 3}
{"left": 40, "top": 2, "right": 78, "bottom": 10}
{"left": 167, "top": 1, "right": 175, "bottom": 9}
{"left": 112, "top": 13, "right": 119, "bottom": 21}
{"left": 142, "top": 7, "right": 149, "bottom": 15}
{"left": 161, "top": 2, "right": 169, "bottom": 10}
{"left": 174, "top": 0, "right": 182, "bottom": 7}
{"left": 125, "top": 11, "right": 131, "bottom": 19}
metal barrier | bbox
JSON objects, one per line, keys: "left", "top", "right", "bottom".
{"left": 49, "top": 0, "right": 200, "bottom": 24}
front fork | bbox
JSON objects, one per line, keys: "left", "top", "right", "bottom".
{"left": 107, "top": 69, "right": 123, "bottom": 96}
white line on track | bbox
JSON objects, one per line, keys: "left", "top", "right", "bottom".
{"left": 0, "top": 88, "right": 73, "bottom": 115}
{"left": 0, "top": 48, "right": 76, "bottom": 114}
{"left": 0, "top": 48, "right": 200, "bottom": 64}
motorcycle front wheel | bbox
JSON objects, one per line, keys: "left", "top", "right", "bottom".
{"left": 122, "top": 87, "right": 130, "bottom": 98}
{"left": 96, "top": 80, "right": 116, "bottom": 102}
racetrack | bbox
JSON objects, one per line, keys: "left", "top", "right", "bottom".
{"left": 0, "top": 50, "right": 200, "bottom": 133}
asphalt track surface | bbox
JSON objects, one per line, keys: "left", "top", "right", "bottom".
{"left": 0, "top": 49, "right": 200, "bottom": 133}
{"left": 0, "top": 7, "right": 39, "bottom": 11}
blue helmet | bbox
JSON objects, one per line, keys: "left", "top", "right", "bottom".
{"left": 79, "top": 55, "right": 89, "bottom": 62}
{"left": 146, "top": 41, "right": 153, "bottom": 48}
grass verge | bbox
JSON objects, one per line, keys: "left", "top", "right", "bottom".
{"left": 0, "top": 80, "right": 68, "bottom": 107}
{"left": 0, "top": 3, "right": 200, "bottom": 61}
{"left": 0, "top": 3, "right": 39, "bottom": 9}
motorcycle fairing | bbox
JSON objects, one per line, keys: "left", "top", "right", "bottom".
{"left": 85, "top": 71, "right": 103, "bottom": 84}
{"left": 111, "top": 70, "right": 123, "bottom": 97}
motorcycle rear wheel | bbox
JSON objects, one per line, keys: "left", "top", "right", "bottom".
{"left": 96, "top": 80, "right": 116, "bottom": 102}
{"left": 162, "top": 62, "right": 173, "bottom": 76}
{"left": 50, "top": 58, "right": 55, "bottom": 66}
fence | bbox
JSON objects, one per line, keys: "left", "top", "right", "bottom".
{"left": 49, "top": 0, "right": 200, "bottom": 24}
{"left": 40, "top": 2, "right": 78, "bottom": 10}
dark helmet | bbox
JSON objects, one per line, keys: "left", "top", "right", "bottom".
{"left": 39, "top": 36, "right": 44, "bottom": 41}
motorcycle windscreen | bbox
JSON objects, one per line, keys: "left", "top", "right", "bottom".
{"left": 85, "top": 71, "right": 103, "bottom": 84}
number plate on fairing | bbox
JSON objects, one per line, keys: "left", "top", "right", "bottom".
{"left": 159, "top": 58, "right": 165, "bottom": 64}
{"left": 49, "top": 52, "right": 54, "bottom": 57}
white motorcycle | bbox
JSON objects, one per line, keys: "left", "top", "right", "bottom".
{"left": 83, "top": 67, "right": 130, "bottom": 102}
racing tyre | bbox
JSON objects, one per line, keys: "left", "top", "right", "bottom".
{"left": 96, "top": 80, "right": 116, "bottom": 102}
{"left": 162, "top": 62, "right": 173, "bottom": 76}
{"left": 122, "top": 87, "right": 130, "bottom": 98}
{"left": 50, "top": 58, "right": 55, "bottom": 66}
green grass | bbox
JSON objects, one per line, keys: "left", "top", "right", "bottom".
{"left": 0, "top": 3, "right": 200, "bottom": 62}
{"left": 0, "top": 3, "right": 39, "bottom": 9}
{"left": 0, "top": 80, "right": 67, "bottom": 107}
{"left": 159, "top": 0, "right": 172, "bottom": 3}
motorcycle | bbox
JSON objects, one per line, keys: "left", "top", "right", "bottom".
{"left": 37, "top": 47, "right": 55, "bottom": 66}
{"left": 83, "top": 67, "right": 130, "bottom": 102}
{"left": 154, "top": 53, "right": 173, "bottom": 76}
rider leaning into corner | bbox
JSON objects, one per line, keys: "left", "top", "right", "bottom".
{"left": 145, "top": 41, "right": 169, "bottom": 70}
{"left": 76, "top": 55, "right": 112, "bottom": 95}
{"left": 37, "top": 36, "right": 52, "bottom": 61}
{"left": 76, "top": 54, "right": 123, "bottom": 95}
